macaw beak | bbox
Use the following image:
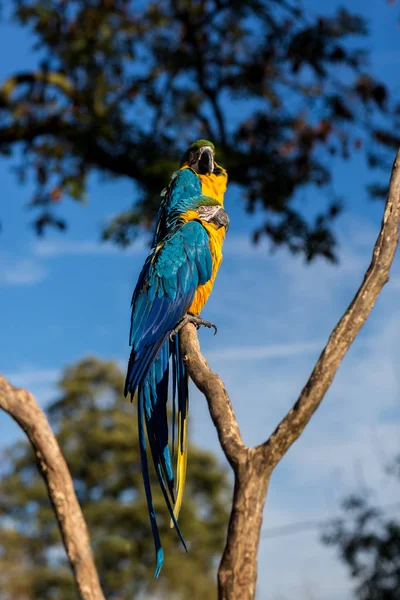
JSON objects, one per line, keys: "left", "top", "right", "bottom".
{"left": 213, "top": 207, "right": 230, "bottom": 231}
{"left": 198, "top": 147, "right": 214, "bottom": 175}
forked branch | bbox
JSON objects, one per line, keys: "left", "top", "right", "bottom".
{"left": 180, "top": 148, "right": 400, "bottom": 599}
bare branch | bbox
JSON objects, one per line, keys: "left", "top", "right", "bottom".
{"left": 0, "top": 118, "right": 67, "bottom": 144}
{"left": 179, "top": 326, "right": 247, "bottom": 469}
{"left": 180, "top": 149, "right": 400, "bottom": 600}
{"left": 0, "top": 375, "right": 105, "bottom": 600}
{"left": 260, "top": 147, "right": 400, "bottom": 467}
{"left": 0, "top": 71, "right": 75, "bottom": 101}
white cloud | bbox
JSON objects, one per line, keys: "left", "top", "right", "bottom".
{"left": 4, "top": 367, "right": 60, "bottom": 389}
{"left": 0, "top": 257, "right": 47, "bottom": 286}
{"left": 33, "top": 238, "right": 148, "bottom": 258}
{"left": 3, "top": 367, "right": 60, "bottom": 408}
{"left": 208, "top": 340, "right": 325, "bottom": 361}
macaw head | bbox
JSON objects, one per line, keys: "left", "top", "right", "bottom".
{"left": 180, "top": 140, "right": 215, "bottom": 175}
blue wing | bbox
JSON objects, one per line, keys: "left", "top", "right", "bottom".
{"left": 124, "top": 219, "right": 212, "bottom": 396}
{"left": 124, "top": 219, "right": 213, "bottom": 577}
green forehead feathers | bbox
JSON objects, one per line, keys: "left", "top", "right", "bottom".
{"left": 180, "top": 139, "right": 215, "bottom": 165}
{"left": 188, "top": 139, "right": 215, "bottom": 151}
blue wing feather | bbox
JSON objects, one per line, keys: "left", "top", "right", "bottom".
{"left": 125, "top": 220, "right": 212, "bottom": 396}
{"left": 137, "top": 390, "right": 164, "bottom": 578}
{"left": 125, "top": 218, "right": 213, "bottom": 575}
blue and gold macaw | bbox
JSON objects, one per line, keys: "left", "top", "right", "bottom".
{"left": 124, "top": 140, "right": 229, "bottom": 576}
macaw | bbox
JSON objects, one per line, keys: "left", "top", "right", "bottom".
{"left": 124, "top": 140, "right": 229, "bottom": 577}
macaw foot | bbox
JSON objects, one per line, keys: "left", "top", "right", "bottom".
{"left": 170, "top": 314, "right": 217, "bottom": 339}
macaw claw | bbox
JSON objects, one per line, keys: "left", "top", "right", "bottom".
{"left": 170, "top": 314, "right": 218, "bottom": 339}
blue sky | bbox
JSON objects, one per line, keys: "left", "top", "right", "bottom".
{"left": 1, "top": 3, "right": 400, "bottom": 599}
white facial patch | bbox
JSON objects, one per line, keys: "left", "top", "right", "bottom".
{"left": 197, "top": 205, "right": 223, "bottom": 221}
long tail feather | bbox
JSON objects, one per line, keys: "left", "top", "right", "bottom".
{"left": 137, "top": 390, "right": 164, "bottom": 578}
{"left": 137, "top": 337, "right": 189, "bottom": 576}
{"left": 172, "top": 405, "right": 188, "bottom": 524}
{"left": 171, "top": 333, "right": 189, "bottom": 526}
{"left": 171, "top": 341, "right": 177, "bottom": 458}
{"left": 131, "top": 334, "right": 191, "bottom": 574}
{"left": 143, "top": 350, "right": 175, "bottom": 502}
{"left": 145, "top": 405, "right": 187, "bottom": 551}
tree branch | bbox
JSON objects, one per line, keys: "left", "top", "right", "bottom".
{"left": 0, "top": 118, "right": 67, "bottom": 144}
{"left": 0, "top": 119, "right": 148, "bottom": 183}
{"left": 0, "top": 375, "right": 105, "bottom": 600}
{"left": 0, "top": 71, "right": 75, "bottom": 101}
{"left": 179, "top": 326, "right": 247, "bottom": 469}
{"left": 260, "top": 147, "right": 400, "bottom": 467}
{"left": 180, "top": 148, "right": 400, "bottom": 599}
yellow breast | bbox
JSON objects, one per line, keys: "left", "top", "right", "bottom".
{"left": 198, "top": 163, "right": 227, "bottom": 207}
{"left": 189, "top": 222, "right": 225, "bottom": 315}
{"left": 179, "top": 210, "right": 226, "bottom": 315}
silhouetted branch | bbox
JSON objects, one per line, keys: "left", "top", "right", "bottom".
{"left": 0, "top": 120, "right": 146, "bottom": 182}
{"left": 0, "top": 71, "right": 75, "bottom": 101}
{"left": 0, "top": 375, "right": 105, "bottom": 600}
{"left": 0, "top": 118, "right": 66, "bottom": 143}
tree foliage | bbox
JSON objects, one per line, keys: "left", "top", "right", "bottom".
{"left": 0, "top": 0, "right": 398, "bottom": 261}
{"left": 322, "top": 465, "right": 400, "bottom": 600}
{"left": 0, "top": 357, "right": 230, "bottom": 600}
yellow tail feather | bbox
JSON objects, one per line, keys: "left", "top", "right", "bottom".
{"left": 170, "top": 405, "right": 188, "bottom": 527}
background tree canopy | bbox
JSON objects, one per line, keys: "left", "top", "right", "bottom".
{"left": 0, "top": 0, "right": 397, "bottom": 261}
{"left": 0, "top": 357, "right": 230, "bottom": 600}
{"left": 322, "top": 460, "right": 400, "bottom": 600}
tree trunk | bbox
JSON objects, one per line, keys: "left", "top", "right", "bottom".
{"left": 218, "top": 454, "right": 269, "bottom": 600}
